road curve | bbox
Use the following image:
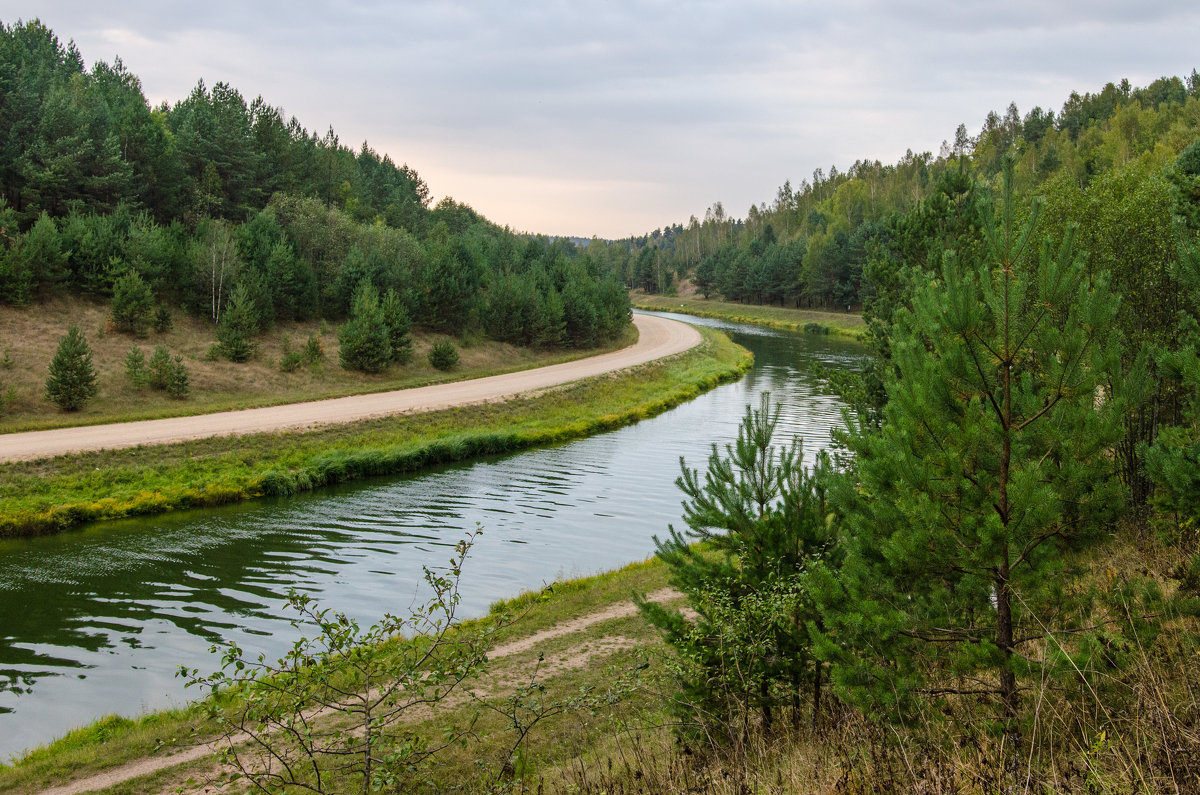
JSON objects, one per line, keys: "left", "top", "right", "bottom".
{"left": 0, "top": 313, "right": 701, "bottom": 463}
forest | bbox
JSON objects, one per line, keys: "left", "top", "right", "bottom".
{"left": 0, "top": 20, "right": 630, "bottom": 366}
{"left": 614, "top": 71, "right": 1200, "bottom": 791}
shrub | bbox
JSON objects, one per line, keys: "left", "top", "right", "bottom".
{"left": 45, "top": 325, "right": 98, "bottom": 411}
{"left": 428, "top": 339, "right": 460, "bottom": 371}
{"left": 302, "top": 334, "right": 324, "bottom": 364}
{"left": 124, "top": 346, "right": 148, "bottom": 388}
{"left": 280, "top": 351, "right": 303, "bottom": 372}
{"left": 110, "top": 270, "right": 155, "bottom": 336}
{"left": 153, "top": 305, "right": 173, "bottom": 333}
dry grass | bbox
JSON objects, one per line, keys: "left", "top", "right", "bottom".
{"left": 0, "top": 297, "right": 623, "bottom": 432}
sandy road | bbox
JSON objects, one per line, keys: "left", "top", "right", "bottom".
{"left": 35, "top": 588, "right": 685, "bottom": 795}
{"left": 0, "top": 314, "right": 700, "bottom": 463}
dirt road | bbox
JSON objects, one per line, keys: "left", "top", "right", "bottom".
{"left": 0, "top": 314, "right": 700, "bottom": 463}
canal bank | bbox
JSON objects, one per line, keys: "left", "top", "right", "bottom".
{"left": 0, "top": 313, "right": 862, "bottom": 763}
{"left": 0, "top": 320, "right": 742, "bottom": 539}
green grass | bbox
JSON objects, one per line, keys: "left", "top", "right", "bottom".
{"left": 632, "top": 292, "right": 866, "bottom": 338}
{"left": 0, "top": 328, "right": 752, "bottom": 538}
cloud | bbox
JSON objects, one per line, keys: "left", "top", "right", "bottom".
{"left": 9, "top": 1, "right": 1200, "bottom": 236}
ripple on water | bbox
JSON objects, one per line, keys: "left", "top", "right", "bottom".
{"left": 0, "top": 313, "right": 863, "bottom": 759}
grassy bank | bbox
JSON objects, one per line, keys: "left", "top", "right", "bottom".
{"left": 632, "top": 292, "right": 866, "bottom": 338}
{"left": 3, "top": 526, "right": 1194, "bottom": 794}
{"left": 0, "top": 554, "right": 678, "bottom": 794}
{"left": 0, "top": 327, "right": 751, "bottom": 538}
{"left": 0, "top": 297, "right": 635, "bottom": 433}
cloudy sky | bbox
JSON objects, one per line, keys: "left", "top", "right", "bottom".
{"left": 6, "top": 1, "right": 1199, "bottom": 237}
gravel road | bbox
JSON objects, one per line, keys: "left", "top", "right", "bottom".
{"left": 0, "top": 313, "right": 700, "bottom": 463}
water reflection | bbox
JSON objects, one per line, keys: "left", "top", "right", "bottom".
{"left": 0, "top": 312, "right": 862, "bottom": 758}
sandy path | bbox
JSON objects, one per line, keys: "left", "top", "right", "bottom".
{"left": 0, "top": 314, "right": 700, "bottom": 463}
{"left": 35, "top": 588, "right": 683, "bottom": 795}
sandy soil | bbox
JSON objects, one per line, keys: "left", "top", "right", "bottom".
{"left": 35, "top": 588, "right": 684, "bottom": 795}
{"left": 0, "top": 314, "right": 700, "bottom": 463}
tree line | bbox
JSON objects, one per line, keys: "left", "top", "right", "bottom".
{"left": 640, "top": 149, "right": 1200, "bottom": 786}
{"left": 615, "top": 71, "right": 1200, "bottom": 313}
{"left": 0, "top": 20, "right": 629, "bottom": 357}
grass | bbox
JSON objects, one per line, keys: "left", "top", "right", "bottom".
{"left": 0, "top": 554, "right": 677, "bottom": 794}
{"left": 631, "top": 291, "right": 867, "bottom": 338}
{"left": 0, "top": 296, "right": 635, "bottom": 433}
{"left": 4, "top": 524, "right": 1197, "bottom": 793}
{"left": 0, "top": 327, "right": 752, "bottom": 538}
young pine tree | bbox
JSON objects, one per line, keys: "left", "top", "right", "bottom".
{"left": 110, "top": 270, "right": 155, "bottom": 336}
{"left": 216, "top": 283, "right": 260, "bottom": 362}
{"left": 46, "top": 325, "right": 98, "bottom": 411}
{"left": 380, "top": 288, "right": 413, "bottom": 365}
{"left": 338, "top": 280, "right": 392, "bottom": 373}
{"left": 811, "top": 160, "right": 1124, "bottom": 726}
{"left": 639, "top": 393, "right": 838, "bottom": 738}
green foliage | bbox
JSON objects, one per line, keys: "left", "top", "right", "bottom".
{"left": 380, "top": 288, "right": 413, "bottom": 364}
{"left": 216, "top": 283, "right": 259, "bottom": 362}
{"left": 109, "top": 269, "right": 154, "bottom": 336}
{"left": 152, "top": 305, "right": 173, "bottom": 333}
{"left": 640, "top": 393, "right": 837, "bottom": 738}
{"left": 428, "top": 339, "right": 459, "bottom": 371}
{"left": 813, "top": 161, "right": 1125, "bottom": 724}
{"left": 45, "top": 325, "right": 97, "bottom": 411}
{"left": 147, "top": 345, "right": 172, "bottom": 390}
{"left": 165, "top": 355, "right": 189, "bottom": 399}
{"left": 302, "top": 333, "right": 324, "bottom": 365}
{"left": 180, "top": 532, "right": 497, "bottom": 793}
{"left": 124, "top": 346, "right": 147, "bottom": 388}
{"left": 338, "top": 279, "right": 392, "bottom": 373}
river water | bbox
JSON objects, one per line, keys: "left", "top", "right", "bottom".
{"left": 0, "top": 312, "right": 862, "bottom": 759}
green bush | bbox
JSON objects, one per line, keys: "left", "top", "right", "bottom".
{"left": 302, "top": 334, "right": 324, "bottom": 364}
{"left": 428, "top": 340, "right": 460, "bottom": 371}
{"left": 280, "top": 351, "right": 303, "bottom": 372}
{"left": 45, "top": 325, "right": 97, "bottom": 411}
{"left": 153, "top": 305, "right": 173, "bottom": 333}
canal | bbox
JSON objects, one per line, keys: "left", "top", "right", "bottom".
{"left": 0, "top": 312, "right": 862, "bottom": 759}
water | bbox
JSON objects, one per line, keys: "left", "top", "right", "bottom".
{"left": 0, "top": 312, "right": 862, "bottom": 759}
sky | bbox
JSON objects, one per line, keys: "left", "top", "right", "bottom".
{"left": 4, "top": 1, "right": 1199, "bottom": 238}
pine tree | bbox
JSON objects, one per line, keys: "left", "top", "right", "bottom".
{"left": 216, "top": 283, "right": 259, "bottom": 362}
{"left": 812, "top": 159, "right": 1124, "bottom": 726}
{"left": 110, "top": 270, "right": 155, "bottom": 336}
{"left": 45, "top": 325, "right": 98, "bottom": 411}
{"left": 338, "top": 279, "right": 392, "bottom": 373}
{"left": 639, "top": 394, "right": 838, "bottom": 737}
{"left": 380, "top": 288, "right": 413, "bottom": 364}
{"left": 165, "top": 354, "right": 189, "bottom": 399}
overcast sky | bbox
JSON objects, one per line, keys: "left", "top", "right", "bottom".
{"left": 5, "top": 1, "right": 1199, "bottom": 238}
